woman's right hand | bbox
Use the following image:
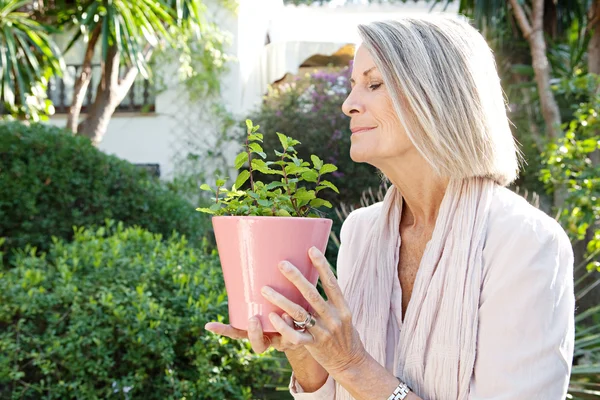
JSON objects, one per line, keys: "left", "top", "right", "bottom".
{"left": 205, "top": 313, "right": 306, "bottom": 354}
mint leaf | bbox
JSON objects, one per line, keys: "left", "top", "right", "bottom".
{"left": 310, "top": 198, "right": 332, "bottom": 208}
{"left": 196, "top": 207, "right": 215, "bottom": 214}
{"left": 319, "top": 164, "right": 338, "bottom": 174}
{"left": 200, "top": 184, "right": 212, "bottom": 191}
{"left": 311, "top": 155, "right": 323, "bottom": 170}
{"left": 234, "top": 170, "right": 250, "bottom": 189}
{"left": 234, "top": 152, "right": 249, "bottom": 170}
{"left": 301, "top": 170, "right": 319, "bottom": 182}
{"left": 316, "top": 180, "right": 339, "bottom": 194}
{"left": 294, "top": 188, "right": 316, "bottom": 202}
{"left": 276, "top": 132, "right": 289, "bottom": 149}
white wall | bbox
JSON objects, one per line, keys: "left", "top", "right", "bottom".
{"left": 48, "top": 0, "right": 242, "bottom": 180}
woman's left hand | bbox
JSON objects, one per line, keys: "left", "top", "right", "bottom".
{"left": 261, "top": 246, "right": 368, "bottom": 377}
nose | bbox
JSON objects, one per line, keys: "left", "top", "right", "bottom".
{"left": 342, "top": 89, "right": 365, "bottom": 117}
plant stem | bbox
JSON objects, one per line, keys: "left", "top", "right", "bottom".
{"left": 281, "top": 150, "right": 300, "bottom": 215}
{"left": 246, "top": 138, "right": 255, "bottom": 193}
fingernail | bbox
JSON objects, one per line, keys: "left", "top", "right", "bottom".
{"left": 278, "top": 261, "right": 290, "bottom": 271}
{"left": 261, "top": 286, "right": 272, "bottom": 296}
{"left": 249, "top": 317, "right": 258, "bottom": 327}
{"left": 268, "top": 313, "right": 277, "bottom": 322}
{"left": 309, "top": 247, "right": 319, "bottom": 257}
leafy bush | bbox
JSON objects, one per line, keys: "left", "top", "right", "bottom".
{"left": 0, "top": 222, "right": 285, "bottom": 399}
{"left": 539, "top": 73, "right": 600, "bottom": 398}
{"left": 541, "top": 74, "right": 600, "bottom": 267}
{"left": 245, "top": 67, "right": 383, "bottom": 207}
{"left": 0, "top": 122, "right": 209, "bottom": 259}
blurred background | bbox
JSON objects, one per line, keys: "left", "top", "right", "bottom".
{"left": 0, "top": 0, "right": 598, "bottom": 398}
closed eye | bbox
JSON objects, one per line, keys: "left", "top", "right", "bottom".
{"left": 369, "top": 83, "right": 382, "bottom": 91}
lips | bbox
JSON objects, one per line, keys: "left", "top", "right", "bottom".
{"left": 350, "top": 127, "right": 376, "bottom": 134}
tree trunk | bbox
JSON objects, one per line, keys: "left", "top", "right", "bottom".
{"left": 77, "top": 45, "right": 152, "bottom": 145}
{"left": 509, "top": 0, "right": 562, "bottom": 140}
{"left": 66, "top": 25, "right": 101, "bottom": 133}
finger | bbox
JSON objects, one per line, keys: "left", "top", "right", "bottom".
{"left": 261, "top": 284, "right": 323, "bottom": 325}
{"left": 282, "top": 313, "right": 295, "bottom": 327}
{"left": 269, "top": 312, "right": 313, "bottom": 346}
{"left": 247, "top": 317, "right": 271, "bottom": 353}
{"left": 204, "top": 322, "right": 248, "bottom": 340}
{"left": 308, "top": 247, "right": 345, "bottom": 307}
{"left": 276, "top": 260, "right": 330, "bottom": 318}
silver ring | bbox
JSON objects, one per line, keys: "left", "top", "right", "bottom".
{"left": 293, "top": 312, "right": 316, "bottom": 331}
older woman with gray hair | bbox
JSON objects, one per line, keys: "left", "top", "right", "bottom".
{"left": 205, "top": 15, "right": 574, "bottom": 400}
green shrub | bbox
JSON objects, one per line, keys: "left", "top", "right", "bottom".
{"left": 0, "top": 222, "right": 285, "bottom": 399}
{"left": 0, "top": 122, "right": 209, "bottom": 259}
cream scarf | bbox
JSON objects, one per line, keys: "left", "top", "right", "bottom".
{"left": 339, "top": 177, "right": 495, "bottom": 400}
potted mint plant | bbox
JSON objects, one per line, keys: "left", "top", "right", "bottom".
{"left": 197, "top": 120, "right": 338, "bottom": 332}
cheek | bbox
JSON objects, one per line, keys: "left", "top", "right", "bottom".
{"left": 376, "top": 98, "right": 404, "bottom": 140}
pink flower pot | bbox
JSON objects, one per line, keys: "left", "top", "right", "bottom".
{"left": 212, "top": 216, "right": 333, "bottom": 332}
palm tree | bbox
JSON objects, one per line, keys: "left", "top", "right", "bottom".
{"left": 0, "top": 0, "right": 65, "bottom": 120}
{"left": 44, "top": 0, "right": 230, "bottom": 144}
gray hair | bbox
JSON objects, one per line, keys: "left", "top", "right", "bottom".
{"left": 358, "top": 16, "right": 519, "bottom": 186}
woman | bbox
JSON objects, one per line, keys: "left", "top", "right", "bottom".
{"left": 205, "top": 16, "right": 574, "bottom": 400}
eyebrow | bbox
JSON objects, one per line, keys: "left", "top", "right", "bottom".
{"left": 349, "top": 66, "right": 377, "bottom": 84}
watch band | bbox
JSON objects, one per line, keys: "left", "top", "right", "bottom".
{"left": 387, "top": 380, "right": 411, "bottom": 400}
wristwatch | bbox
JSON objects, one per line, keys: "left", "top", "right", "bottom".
{"left": 387, "top": 380, "right": 411, "bottom": 400}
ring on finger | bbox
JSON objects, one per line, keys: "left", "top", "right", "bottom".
{"left": 293, "top": 311, "right": 317, "bottom": 331}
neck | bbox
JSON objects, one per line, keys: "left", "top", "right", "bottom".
{"left": 376, "top": 153, "right": 449, "bottom": 228}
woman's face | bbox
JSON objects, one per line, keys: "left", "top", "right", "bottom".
{"left": 342, "top": 45, "right": 415, "bottom": 167}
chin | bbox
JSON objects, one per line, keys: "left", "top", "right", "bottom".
{"left": 349, "top": 147, "right": 372, "bottom": 164}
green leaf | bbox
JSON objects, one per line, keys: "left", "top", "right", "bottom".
{"left": 276, "top": 132, "right": 289, "bottom": 150}
{"left": 234, "top": 170, "right": 251, "bottom": 189}
{"left": 200, "top": 184, "right": 212, "bottom": 191}
{"left": 319, "top": 164, "right": 338, "bottom": 174}
{"left": 316, "top": 180, "right": 339, "bottom": 194}
{"left": 245, "top": 119, "right": 253, "bottom": 132}
{"left": 216, "top": 179, "right": 226, "bottom": 187}
{"left": 248, "top": 133, "right": 263, "bottom": 142}
{"left": 196, "top": 207, "right": 215, "bottom": 214}
{"left": 234, "top": 152, "right": 249, "bottom": 170}
{"left": 257, "top": 199, "right": 270, "bottom": 207}
{"left": 301, "top": 170, "right": 319, "bottom": 182}
{"left": 249, "top": 143, "right": 266, "bottom": 159}
{"left": 311, "top": 155, "right": 323, "bottom": 170}
{"left": 265, "top": 181, "right": 285, "bottom": 190}
{"left": 286, "top": 165, "right": 310, "bottom": 175}
{"left": 276, "top": 209, "right": 292, "bottom": 217}
{"left": 209, "top": 203, "right": 222, "bottom": 212}
{"left": 293, "top": 189, "right": 316, "bottom": 202}
{"left": 310, "top": 198, "right": 332, "bottom": 208}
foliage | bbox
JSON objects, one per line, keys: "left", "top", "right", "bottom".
{"left": 0, "top": 0, "right": 65, "bottom": 120}
{"left": 246, "top": 66, "right": 383, "bottom": 207}
{"left": 197, "top": 120, "right": 339, "bottom": 218}
{"left": 541, "top": 74, "right": 600, "bottom": 266}
{"left": 0, "top": 222, "right": 285, "bottom": 399}
{"left": 0, "top": 122, "right": 210, "bottom": 260}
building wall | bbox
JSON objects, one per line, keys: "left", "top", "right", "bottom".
{"left": 47, "top": 0, "right": 245, "bottom": 180}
